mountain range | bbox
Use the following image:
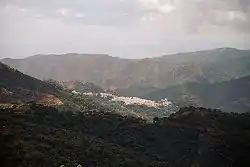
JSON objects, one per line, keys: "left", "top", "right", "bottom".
{"left": 1, "top": 54, "right": 250, "bottom": 166}
{"left": 2, "top": 47, "right": 250, "bottom": 113}
{"left": 2, "top": 48, "right": 250, "bottom": 89}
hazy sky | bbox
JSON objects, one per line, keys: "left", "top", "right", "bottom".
{"left": 1, "top": 0, "right": 250, "bottom": 58}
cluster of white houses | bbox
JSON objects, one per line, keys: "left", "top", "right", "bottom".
{"left": 72, "top": 91, "right": 173, "bottom": 108}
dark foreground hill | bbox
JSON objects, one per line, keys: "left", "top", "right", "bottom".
{"left": 2, "top": 48, "right": 250, "bottom": 89}
{"left": 1, "top": 105, "right": 250, "bottom": 167}
{"left": 144, "top": 75, "right": 250, "bottom": 113}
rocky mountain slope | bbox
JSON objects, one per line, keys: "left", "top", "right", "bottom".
{"left": 2, "top": 48, "right": 250, "bottom": 89}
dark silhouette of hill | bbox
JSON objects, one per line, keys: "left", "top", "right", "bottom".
{"left": 1, "top": 105, "right": 250, "bottom": 167}
{"left": 144, "top": 75, "right": 250, "bottom": 113}
{"left": 0, "top": 62, "right": 57, "bottom": 92}
{"left": 0, "top": 62, "right": 62, "bottom": 105}
{"left": 2, "top": 48, "right": 250, "bottom": 89}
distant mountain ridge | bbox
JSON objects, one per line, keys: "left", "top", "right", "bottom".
{"left": 1, "top": 48, "right": 250, "bottom": 89}
{"left": 144, "top": 75, "right": 250, "bottom": 113}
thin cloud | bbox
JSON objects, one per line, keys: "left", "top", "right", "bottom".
{"left": 75, "top": 12, "right": 85, "bottom": 18}
{"left": 57, "top": 8, "right": 70, "bottom": 18}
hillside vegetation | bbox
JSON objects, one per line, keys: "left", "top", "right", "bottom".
{"left": 62, "top": 81, "right": 104, "bottom": 93}
{"left": 1, "top": 105, "right": 250, "bottom": 167}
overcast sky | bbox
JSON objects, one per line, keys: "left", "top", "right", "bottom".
{"left": 1, "top": 0, "right": 250, "bottom": 58}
